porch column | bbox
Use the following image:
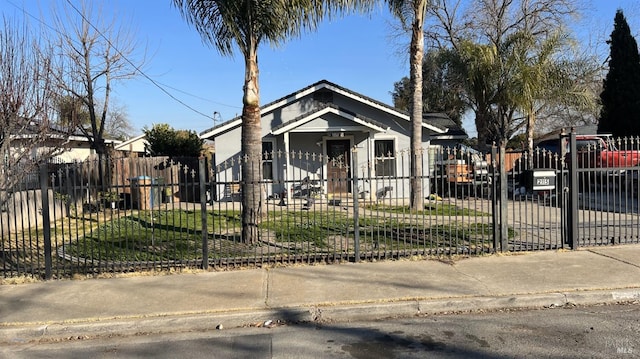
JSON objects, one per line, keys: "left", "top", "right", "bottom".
{"left": 367, "top": 131, "right": 375, "bottom": 201}
{"left": 424, "top": 138, "right": 431, "bottom": 197}
{"left": 284, "top": 132, "right": 291, "bottom": 202}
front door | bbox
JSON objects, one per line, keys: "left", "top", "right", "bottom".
{"left": 326, "top": 139, "right": 351, "bottom": 195}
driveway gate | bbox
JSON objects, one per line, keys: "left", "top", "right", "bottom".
{"left": 494, "top": 130, "right": 640, "bottom": 251}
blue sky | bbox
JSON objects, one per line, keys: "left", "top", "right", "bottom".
{"left": 1, "top": 0, "right": 639, "bottom": 137}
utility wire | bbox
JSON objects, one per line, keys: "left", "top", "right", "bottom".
{"left": 62, "top": 0, "right": 221, "bottom": 120}
{"left": 5, "top": 0, "right": 239, "bottom": 120}
{"left": 155, "top": 80, "right": 240, "bottom": 109}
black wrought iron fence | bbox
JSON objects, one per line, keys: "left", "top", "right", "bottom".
{"left": 212, "top": 148, "right": 497, "bottom": 268}
{"left": 568, "top": 134, "right": 640, "bottom": 246}
{"left": 3, "top": 131, "right": 640, "bottom": 280}
{"left": 504, "top": 148, "right": 567, "bottom": 251}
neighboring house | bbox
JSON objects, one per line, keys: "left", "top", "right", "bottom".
{"left": 8, "top": 122, "right": 121, "bottom": 163}
{"left": 114, "top": 134, "right": 148, "bottom": 157}
{"left": 53, "top": 136, "right": 121, "bottom": 163}
{"left": 4, "top": 122, "right": 121, "bottom": 191}
{"left": 200, "top": 80, "right": 467, "bottom": 201}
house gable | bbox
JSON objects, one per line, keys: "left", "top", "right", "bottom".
{"left": 271, "top": 103, "right": 388, "bottom": 135}
{"left": 114, "top": 134, "right": 148, "bottom": 156}
{"left": 200, "top": 79, "right": 452, "bottom": 140}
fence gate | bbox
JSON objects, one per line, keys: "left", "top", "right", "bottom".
{"left": 490, "top": 144, "right": 569, "bottom": 252}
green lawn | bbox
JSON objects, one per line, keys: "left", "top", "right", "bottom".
{"left": 62, "top": 204, "right": 503, "bottom": 262}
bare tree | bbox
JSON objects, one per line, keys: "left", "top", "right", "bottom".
{"left": 56, "top": 95, "right": 135, "bottom": 141}
{"left": 101, "top": 102, "right": 135, "bottom": 141}
{"left": 52, "top": 1, "right": 143, "bottom": 186}
{"left": 0, "top": 17, "right": 62, "bottom": 205}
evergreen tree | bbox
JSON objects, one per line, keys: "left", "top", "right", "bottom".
{"left": 599, "top": 10, "right": 640, "bottom": 137}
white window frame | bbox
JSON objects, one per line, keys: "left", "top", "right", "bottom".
{"left": 374, "top": 138, "right": 396, "bottom": 177}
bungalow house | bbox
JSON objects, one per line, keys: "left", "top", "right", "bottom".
{"left": 200, "top": 80, "right": 467, "bottom": 201}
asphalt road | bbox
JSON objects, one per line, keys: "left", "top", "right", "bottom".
{"left": 3, "top": 302, "right": 639, "bottom": 359}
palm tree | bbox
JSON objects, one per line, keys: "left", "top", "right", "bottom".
{"left": 444, "top": 40, "right": 503, "bottom": 147}
{"left": 173, "top": 0, "right": 374, "bottom": 245}
{"left": 520, "top": 37, "right": 560, "bottom": 165}
{"left": 386, "top": 0, "right": 431, "bottom": 210}
{"left": 501, "top": 31, "right": 592, "bottom": 167}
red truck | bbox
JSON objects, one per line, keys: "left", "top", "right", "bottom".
{"left": 532, "top": 135, "right": 640, "bottom": 192}
{"left": 536, "top": 135, "right": 640, "bottom": 168}
{"left": 573, "top": 135, "right": 640, "bottom": 168}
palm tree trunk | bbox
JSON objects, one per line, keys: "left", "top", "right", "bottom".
{"left": 241, "top": 44, "right": 262, "bottom": 245}
{"left": 410, "top": 1, "right": 426, "bottom": 210}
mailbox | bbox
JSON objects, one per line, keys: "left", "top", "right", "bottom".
{"left": 524, "top": 169, "right": 556, "bottom": 191}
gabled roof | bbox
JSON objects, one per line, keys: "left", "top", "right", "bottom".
{"left": 535, "top": 125, "right": 600, "bottom": 143}
{"left": 199, "top": 79, "right": 451, "bottom": 139}
{"left": 423, "top": 113, "right": 467, "bottom": 139}
{"left": 271, "top": 102, "right": 388, "bottom": 135}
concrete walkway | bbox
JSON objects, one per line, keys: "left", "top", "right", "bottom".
{"left": 2, "top": 246, "right": 640, "bottom": 344}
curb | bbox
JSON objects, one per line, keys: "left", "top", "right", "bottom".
{"left": 3, "top": 288, "right": 640, "bottom": 344}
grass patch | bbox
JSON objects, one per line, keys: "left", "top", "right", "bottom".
{"left": 57, "top": 207, "right": 509, "bottom": 262}
{"left": 359, "top": 221, "right": 499, "bottom": 250}
{"left": 64, "top": 209, "right": 246, "bottom": 262}
{"left": 65, "top": 215, "right": 203, "bottom": 261}
{"left": 259, "top": 210, "right": 352, "bottom": 246}
{"left": 427, "top": 222, "right": 515, "bottom": 240}
{"left": 365, "top": 203, "right": 490, "bottom": 217}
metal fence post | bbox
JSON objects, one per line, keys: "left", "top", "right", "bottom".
{"left": 568, "top": 131, "right": 578, "bottom": 249}
{"left": 199, "top": 158, "right": 209, "bottom": 269}
{"left": 39, "top": 164, "right": 52, "bottom": 280}
{"left": 491, "top": 143, "right": 500, "bottom": 252}
{"left": 499, "top": 145, "right": 508, "bottom": 252}
{"left": 351, "top": 147, "right": 360, "bottom": 261}
{"left": 559, "top": 129, "right": 569, "bottom": 248}
{"left": 491, "top": 145, "right": 499, "bottom": 251}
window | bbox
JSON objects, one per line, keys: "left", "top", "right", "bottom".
{"left": 375, "top": 139, "right": 396, "bottom": 176}
{"left": 262, "top": 141, "right": 274, "bottom": 180}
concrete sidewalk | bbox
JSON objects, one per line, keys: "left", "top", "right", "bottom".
{"left": 2, "top": 246, "right": 640, "bottom": 343}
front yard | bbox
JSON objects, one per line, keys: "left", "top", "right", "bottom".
{"left": 57, "top": 201, "right": 500, "bottom": 263}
